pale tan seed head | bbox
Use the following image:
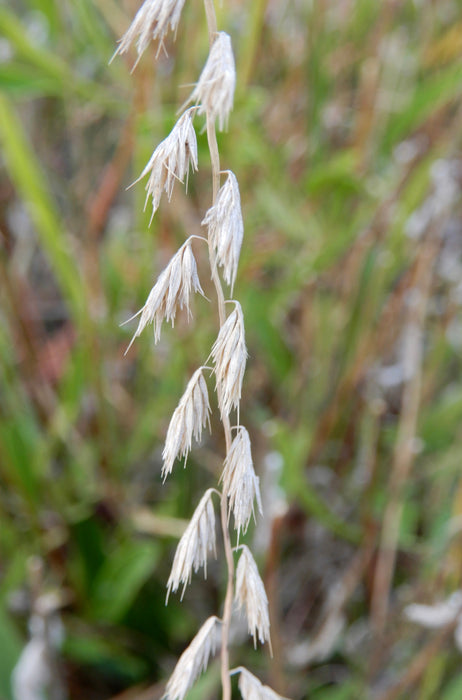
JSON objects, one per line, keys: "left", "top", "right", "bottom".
{"left": 188, "top": 32, "right": 235, "bottom": 131}
{"left": 235, "top": 546, "right": 271, "bottom": 649}
{"left": 132, "top": 109, "right": 198, "bottom": 221}
{"left": 235, "top": 667, "right": 290, "bottom": 700}
{"left": 164, "top": 616, "right": 221, "bottom": 700}
{"left": 166, "top": 489, "right": 217, "bottom": 600}
{"left": 211, "top": 301, "right": 247, "bottom": 418}
{"left": 221, "top": 426, "right": 262, "bottom": 538}
{"left": 124, "top": 239, "right": 205, "bottom": 353}
{"left": 112, "top": 0, "right": 186, "bottom": 65}
{"left": 202, "top": 170, "right": 243, "bottom": 292}
{"left": 162, "top": 368, "right": 211, "bottom": 480}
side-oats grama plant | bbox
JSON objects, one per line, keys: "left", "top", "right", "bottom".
{"left": 114, "top": 2, "right": 290, "bottom": 699}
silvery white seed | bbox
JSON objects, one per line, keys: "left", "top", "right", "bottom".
{"left": 211, "top": 301, "right": 247, "bottom": 418}
{"left": 112, "top": 0, "right": 186, "bottom": 65}
{"left": 166, "top": 489, "right": 217, "bottom": 600}
{"left": 236, "top": 667, "right": 290, "bottom": 700}
{"left": 235, "top": 546, "right": 271, "bottom": 648}
{"left": 189, "top": 32, "right": 236, "bottom": 131}
{"left": 221, "top": 426, "right": 262, "bottom": 538}
{"left": 202, "top": 170, "right": 243, "bottom": 292}
{"left": 165, "top": 616, "right": 221, "bottom": 700}
{"left": 132, "top": 109, "right": 198, "bottom": 221}
{"left": 162, "top": 368, "right": 211, "bottom": 480}
{"left": 124, "top": 239, "right": 205, "bottom": 353}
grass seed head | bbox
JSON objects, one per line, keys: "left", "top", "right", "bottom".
{"left": 236, "top": 667, "right": 290, "bottom": 700}
{"left": 125, "top": 239, "right": 205, "bottom": 353}
{"left": 164, "top": 616, "right": 221, "bottom": 700}
{"left": 202, "top": 170, "right": 244, "bottom": 292}
{"left": 162, "top": 368, "right": 211, "bottom": 480}
{"left": 221, "top": 426, "right": 262, "bottom": 538}
{"left": 112, "top": 0, "right": 187, "bottom": 65}
{"left": 235, "top": 546, "right": 271, "bottom": 648}
{"left": 133, "top": 109, "right": 198, "bottom": 220}
{"left": 166, "top": 489, "right": 217, "bottom": 600}
{"left": 189, "top": 32, "right": 236, "bottom": 131}
{"left": 211, "top": 301, "right": 247, "bottom": 418}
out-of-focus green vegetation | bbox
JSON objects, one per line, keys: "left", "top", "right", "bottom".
{"left": 2, "top": 1, "right": 462, "bottom": 698}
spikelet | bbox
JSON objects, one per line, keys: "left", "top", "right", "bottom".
{"left": 236, "top": 667, "right": 289, "bottom": 700}
{"left": 125, "top": 239, "right": 205, "bottom": 353}
{"left": 202, "top": 170, "right": 243, "bottom": 292}
{"left": 165, "top": 616, "right": 221, "bottom": 700}
{"left": 167, "top": 489, "right": 217, "bottom": 600}
{"left": 162, "top": 368, "right": 211, "bottom": 480}
{"left": 189, "top": 32, "right": 236, "bottom": 131}
{"left": 211, "top": 301, "right": 247, "bottom": 418}
{"left": 112, "top": 0, "right": 186, "bottom": 65}
{"left": 133, "top": 109, "right": 198, "bottom": 221}
{"left": 235, "top": 546, "right": 271, "bottom": 648}
{"left": 221, "top": 426, "right": 262, "bottom": 537}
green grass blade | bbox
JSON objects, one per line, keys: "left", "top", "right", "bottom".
{"left": 0, "top": 94, "right": 85, "bottom": 323}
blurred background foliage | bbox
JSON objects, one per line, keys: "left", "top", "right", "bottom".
{"left": 2, "top": 0, "right": 462, "bottom": 698}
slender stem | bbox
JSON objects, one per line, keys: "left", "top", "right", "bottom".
{"left": 203, "top": 3, "right": 234, "bottom": 699}
{"left": 370, "top": 226, "right": 439, "bottom": 635}
{"left": 207, "top": 98, "right": 235, "bottom": 700}
{"left": 206, "top": 116, "right": 226, "bottom": 327}
{"left": 204, "top": 0, "right": 218, "bottom": 43}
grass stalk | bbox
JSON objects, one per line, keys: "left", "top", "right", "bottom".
{"left": 203, "top": 4, "right": 235, "bottom": 698}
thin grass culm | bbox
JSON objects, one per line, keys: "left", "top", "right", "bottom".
{"left": 113, "top": 2, "right": 289, "bottom": 699}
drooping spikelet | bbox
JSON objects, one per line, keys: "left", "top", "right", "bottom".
{"left": 162, "top": 368, "right": 211, "bottom": 480}
{"left": 211, "top": 301, "right": 247, "bottom": 418}
{"left": 112, "top": 0, "right": 186, "bottom": 65}
{"left": 166, "top": 489, "right": 217, "bottom": 600}
{"left": 236, "top": 667, "right": 289, "bottom": 700}
{"left": 221, "top": 426, "right": 262, "bottom": 537}
{"left": 133, "top": 108, "right": 198, "bottom": 220}
{"left": 235, "top": 546, "right": 271, "bottom": 648}
{"left": 124, "top": 239, "right": 205, "bottom": 353}
{"left": 202, "top": 170, "right": 243, "bottom": 292}
{"left": 165, "top": 616, "right": 221, "bottom": 700}
{"left": 188, "top": 32, "right": 236, "bottom": 131}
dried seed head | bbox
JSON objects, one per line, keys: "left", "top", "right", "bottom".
{"left": 189, "top": 32, "right": 235, "bottom": 131}
{"left": 162, "top": 368, "right": 211, "bottom": 480}
{"left": 235, "top": 667, "right": 290, "bottom": 700}
{"left": 167, "top": 489, "right": 217, "bottom": 600}
{"left": 221, "top": 426, "right": 262, "bottom": 538}
{"left": 125, "top": 239, "right": 205, "bottom": 353}
{"left": 235, "top": 546, "right": 271, "bottom": 648}
{"left": 165, "top": 616, "right": 221, "bottom": 700}
{"left": 202, "top": 171, "right": 243, "bottom": 292}
{"left": 133, "top": 109, "right": 198, "bottom": 220}
{"left": 112, "top": 0, "right": 186, "bottom": 65}
{"left": 211, "top": 301, "right": 247, "bottom": 418}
